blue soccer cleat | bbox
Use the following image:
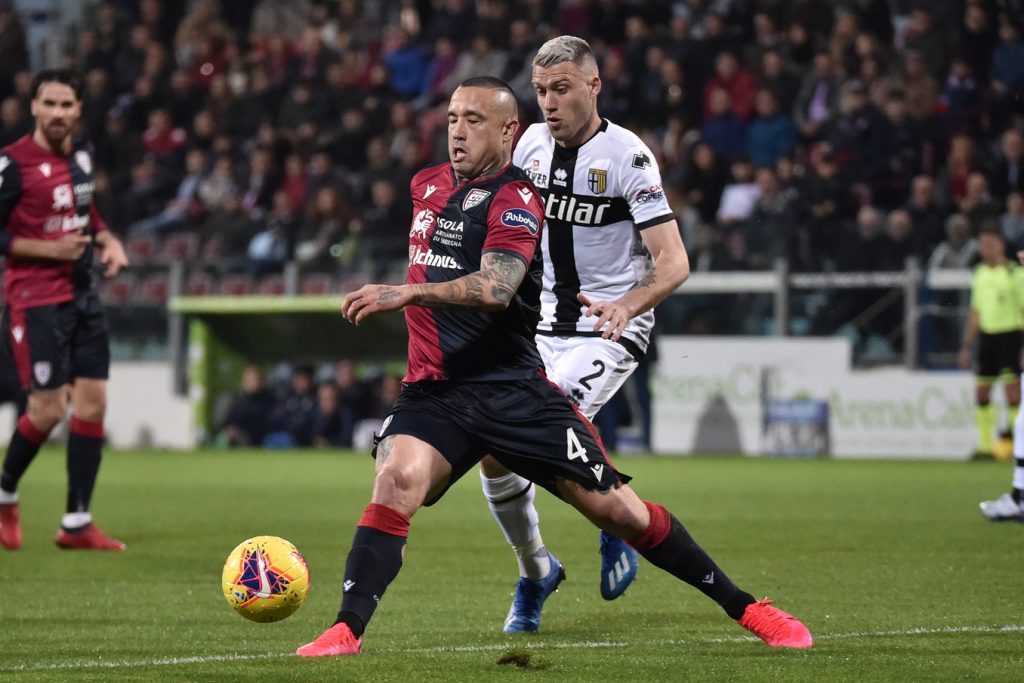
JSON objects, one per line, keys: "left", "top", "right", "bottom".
{"left": 599, "top": 531, "right": 639, "bottom": 600}
{"left": 503, "top": 553, "right": 565, "bottom": 633}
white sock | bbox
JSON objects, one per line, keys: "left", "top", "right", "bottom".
{"left": 1013, "top": 460, "right": 1024, "bottom": 493}
{"left": 481, "top": 470, "right": 550, "bottom": 579}
{"left": 61, "top": 511, "right": 91, "bottom": 529}
{"left": 0, "top": 488, "right": 17, "bottom": 504}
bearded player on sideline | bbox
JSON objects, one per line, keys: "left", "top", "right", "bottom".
{"left": 0, "top": 69, "right": 129, "bottom": 551}
{"left": 296, "top": 76, "right": 812, "bottom": 657}
{"left": 480, "top": 35, "right": 691, "bottom": 632}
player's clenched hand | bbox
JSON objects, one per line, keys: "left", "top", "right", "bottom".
{"left": 47, "top": 234, "right": 92, "bottom": 261}
{"left": 99, "top": 236, "right": 129, "bottom": 277}
{"left": 578, "top": 292, "right": 630, "bottom": 342}
{"left": 342, "top": 284, "right": 411, "bottom": 324}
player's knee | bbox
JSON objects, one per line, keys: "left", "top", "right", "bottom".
{"left": 28, "top": 392, "right": 67, "bottom": 430}
{"left": 74, "top": 398, "right": 106, "bottom": 423}
{"left": 371, "top": 466, "right": 416, "bottom": 508}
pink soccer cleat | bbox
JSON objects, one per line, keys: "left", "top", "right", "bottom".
{"left": 738, "top": 598, "right": 813, "bottom": 648}
{"left": 55, "top": 523, "right": 126, "bottom": 551}
{"left": 296, "top": 623, "right": 363, "bottom": 657}
{"left": 0, "top": 502, "right": 22, "bottom": 550}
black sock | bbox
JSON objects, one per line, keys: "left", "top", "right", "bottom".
{"left": 65, "top": 419, "right": 103, "bottom": 518}
{"left": 632, "top": 505, "right": 755, "bottom": 620}
{"left": 1, "top": 415, "right": 47, "bottom": 494}
{"left": 334, "top": 525, "right": 407, "bottom": 637}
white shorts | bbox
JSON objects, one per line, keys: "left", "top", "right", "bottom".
{"left": 536, "top": 335, "right": 639, "bottom": 420}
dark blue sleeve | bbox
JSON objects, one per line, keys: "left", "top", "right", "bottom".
{"left": 0, "top": 152, "right": 22, "bottom": 255}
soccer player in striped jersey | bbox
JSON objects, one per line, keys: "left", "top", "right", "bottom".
{"left": 477, "top": 35, "right": 692, "bottom": 632}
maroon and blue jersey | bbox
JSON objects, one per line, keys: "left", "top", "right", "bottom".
{"left": 0, "top": 134, "right": 108, "bottom": 309}
{"left": 405, "top": 161, "right": 546, "bottom": 382}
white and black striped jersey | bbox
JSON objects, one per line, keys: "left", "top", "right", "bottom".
{"left": 513, "top": 119, "right": 674, "bottom": 358}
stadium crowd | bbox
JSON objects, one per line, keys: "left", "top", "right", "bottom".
{"left": 1, "top": 0, "right": 1023, "bottom": 356}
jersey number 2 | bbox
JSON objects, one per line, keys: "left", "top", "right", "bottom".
{"left": 578, "top": 360, "right": 606, "bottom": 391}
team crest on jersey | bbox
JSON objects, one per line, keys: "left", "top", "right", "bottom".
{"left": 52, "top": 184, "right": 74, "bottom": 211}
{"left": 410, "top": 209, "right": 434, "bottom": 239}
{"left": 587, "top": 168, "right": 607, "bottom": 194}
{"left": 33, "top": 361, "right": 51, "bottom": 386}
{"left": 75, "top": 150, "right": 92, "bottom": 174}
{"left": 462, "top": 189, "right": 491, "bottom": 210}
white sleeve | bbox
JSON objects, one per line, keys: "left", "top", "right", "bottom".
{"left": 616, "top": 140, "right": 674, "bottom": 229}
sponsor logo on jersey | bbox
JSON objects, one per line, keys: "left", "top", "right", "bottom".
{"left": 634, "top": 184, "right": 664, "bottom": 204}
{"left": 501, "top": 208, "right": 539, "bottom": 234}
{"left": 462, "top": 188, "right": 491, "bottom": 210}
{"left": 409, "top": 245, "right": 462, "bottom": 270}
{"left": 33, "top": 361, "right": 51, "bottom": 385}
{"left": 74, "top": 150, "right": 92, "bottom": 174}
{"left": 525, "top": 168, "right": 548, "bottom": 188}
{"left": 553, "top": 167, "right": 568, "bottom": 187}
{"left": 544, "top": 193, "right": 613, "bottom": 226}
{"left": 39, "top": 162, "right": 51, "bottom": 178}
{"left": 61, "top": 214, "right": 90, "bottom": 231}
{"left": 410, "top": 209, "right": 434, "bottom": 239}
{"left": 631, "top": 151, "right": 651, "bottom": 170}
{"left": 422, "top": 183, "right": 437, "bottom": 199}
{"left": 587, "top": 168, "right": 607, "bottom": 194}
{"left": 436, "top": 216, "right": 464, "bottom": 233}
{"left": 52, "top": 184, "right": 74, "bottom": 211}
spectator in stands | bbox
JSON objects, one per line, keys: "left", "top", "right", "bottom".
{"left": 352, "top": 178, "right": 410, "bottom": 277}
{"left": 758, "top": 49, "right": 800, "bottom": 113}
{"left": 716, "top": 156, "right": 760, "bottom": 226}
{"left": 824, "top": 80, "right": 884, "bottom": 186}
{"left": 333, "top": 360, "right": 371, "bottom": 424}
{"left": 219, "top": 364, "right": 276, "bottom": 447}
{"left": 382, "top": 25, "right": 429, "bottom": 100}
{"left": 279, "top": 153, "right": 308, "bottom": 214}
{"left": 928, "top": 213, "right": 978, "bottom": 270}
{"left": 295, "top": 185, "right": 351, "bottom": 270}
{"left": 799, "top": 144, "right": 847, "bottom": 270}
{"left": 793, "top": 52, "right": 840, "bottom": 141}
{"left": 741, "top": 167, "right": 798, "bottom": 270}
{"left": 445, "top": 35, "right": 507, "bottom": 93}
{"left": 990, "top": 16, "right": 1024, "bottom": 125}
{"left": 905, "top": 175, "right": 948, "bottom": 261}
{"left": 239, "top": 146, "right": 279, "bottom": 218}
{"left": 884, "top": 209, "right": 916, "bottom": 269}
{"left": 875, "top": 91, "right": 923, "bottom": 208}
{"left": 680, "top": 142, "right": 728, "bottom": 227}
{"left": 746, "top": 89, "right": 795, "bottom": 169}
{"left": 311, "top": 381, "right": 353, "bottom": 448}
{"left": 959, "top": 173, "right": 1001, "bottom": 233}
{"left": 940, "top": 133, "right": 981, "bottom": 207}
{"left": 1001, "top": 192, "right": 1024, "bottom": 250}
{"left": 197, "top": 154, "right": 239, "bottom": 211}
{"left": 989, "top": 128, "right": 1024, "bottom": 200}
{"left": 700, "top": 87, "right": 746, "bottom": 164}
{"left": 959, "top": 2, "right": 996, "bottom": 79}
{"left": 940, "top": 56, "right": 987, "bottom": 135}
{"left": 0, "top": 95, "right": 28, "bottom": 146}
{"left": 128, "top": 148, "right": 209, "bottom": 236}
{"left": 247, "top": 190, "right": 296, "bottom": 276}
{"left": 902, "top": 9, "right": 949, "bottom": 80}
{"left": 703, "top": 52, "right": 758, "bottom": 121}
{"left": 901, "top": 51, "right": 940, "bottom": 123}
{"left": 204, "top": 193, "right": 259, "bottom": 273}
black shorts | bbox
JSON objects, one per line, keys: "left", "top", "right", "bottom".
{"left": 375, "top": 376, "right": 630, "bottom": 505}
{"left": 976, "top": 330, "right": 1022, "bottom": 382}
{"left": 2, "top": 292, "right": 110, "bottom": 391}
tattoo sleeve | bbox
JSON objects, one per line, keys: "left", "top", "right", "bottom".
{"left": 634, "top": 265, "right": 657, "bottom": 290}
{"left": 409, "top": 252, "right": 526, "bottom": 310}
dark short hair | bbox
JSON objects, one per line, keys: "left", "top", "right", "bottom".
{"left": 30, "top": 69, "right": 84, "bottom": 101}
{"left": 459, "top": 75, "right": 515, "bottom": 98}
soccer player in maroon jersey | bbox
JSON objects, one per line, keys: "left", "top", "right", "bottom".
{"left": 296, "top": 77, "right": 812, "bottom": 657}
{"left": 0, "top": 69, "right": 129, "bottom": 551}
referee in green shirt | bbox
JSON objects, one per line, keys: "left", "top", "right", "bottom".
{"left": 959, "top": 228, "right": 1024, "bottom": 460}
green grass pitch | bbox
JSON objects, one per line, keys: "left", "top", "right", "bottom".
{"left": 1, "top": 449, "right": 1022, "bottom": 681}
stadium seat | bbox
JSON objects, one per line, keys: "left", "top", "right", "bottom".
{"left": 218, "top": 274, "right": 255, "bottom": 296}
{"left": 300, "top": 273, "right": 334, "bottom": 295}
{"left": 185, "top": 271, "right": 215, "bottom": 296}
{"left": 101, "top": 275, "right": 136, "bottom": 306}
{"left": 136, "top": 273, "right": 170, "bottom": 307}
{"left": 200, "top": 237, "right": 222, "bottom": 264}
{"left": 125, "top": 235, "right": 158, "bottom": 264}
{"left": 162, "top": 233, "right": 200, "bottom": 263}
{"left": 257, "top": 275, "right": 285, "bottom": 296}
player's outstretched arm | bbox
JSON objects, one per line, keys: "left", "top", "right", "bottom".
{"left": 579, "top": 219, "right": 690, "bottom": 341}
{"left": 342, "top": 252, "right": 527, "bottom": 325}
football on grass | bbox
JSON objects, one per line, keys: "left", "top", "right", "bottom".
{"left": 222, "top": 536, "right": 310, "bottom": 622}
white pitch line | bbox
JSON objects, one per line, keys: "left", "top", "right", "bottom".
{"left": 3, "top": 624, "right": 1022, "bottom": 673}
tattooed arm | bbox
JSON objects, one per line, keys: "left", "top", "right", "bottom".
{"left": 578, "top": 219, "right": 690, "bottom": 341}
{"left": 341, "top": 251, "right": 528, "bottom": 325}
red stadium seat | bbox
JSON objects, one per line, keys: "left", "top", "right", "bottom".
{"left": 136, "top": 273, "right": 169, "bottom": 306}
{"left": 125, "top": 235, "right": 158, "bottom": 264}
{"left": 101, "top": 275, "right": 136, "bottom": 306}
{"left": 218, "top": 274, "right": 254, "bottom": 296}
{"left": 162, "top": 233, "right": 199, "bottom": 263}
{"left": 300, "top": 273, "right": 334, "bottom": 295}
{"left": 257, "top": 275, "right": 285, "bottom": 296}
{"left": 185, "top": 271, "right": 215, "bottom": 296}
